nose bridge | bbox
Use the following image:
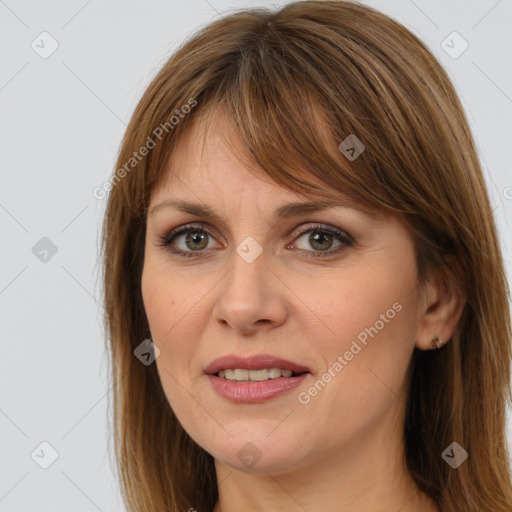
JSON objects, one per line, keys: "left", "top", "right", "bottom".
{"left": 213, "top": 237, "right": 287, "bottom": 333}
{"left": 224, "top": 238, "right": 268, "bottom": 305}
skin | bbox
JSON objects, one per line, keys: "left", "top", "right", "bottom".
{"left": 141, "top": 108, "right": 465, "bottom": 512}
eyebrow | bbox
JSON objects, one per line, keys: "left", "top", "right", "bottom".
{"left": 148, "top": 199, "right": 352, "bottom": 221}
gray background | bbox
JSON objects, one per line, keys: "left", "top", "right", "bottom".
{"left": 1, "top": 0, "right": 511, "bottom": 510}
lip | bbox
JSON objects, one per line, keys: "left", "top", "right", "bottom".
{"left": 204, "top": 353, "right": 311, "bottom": 375}
{"left": 207, "top": 373, "right": 309, "bottom": 403}
{"left": 204, "top": 354, "right": 311, "bottom": 404}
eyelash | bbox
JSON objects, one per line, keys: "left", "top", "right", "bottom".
{"left": 158, "top": 223, "right": 354, "bottom": 259}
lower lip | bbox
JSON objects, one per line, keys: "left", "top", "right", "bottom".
{"left": 206, "top": 373, "right": 309, "bottom": 403}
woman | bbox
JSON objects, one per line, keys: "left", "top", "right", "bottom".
{"left": 101, "top": 1, "right": 512, "bottom": 511}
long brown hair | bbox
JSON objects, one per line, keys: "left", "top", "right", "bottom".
{"left": 100, "top": 1, "right": 512, "bottom": 510}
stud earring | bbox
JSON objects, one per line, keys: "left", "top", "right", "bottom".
{"left": 431, "top": 335, "right": 444, "bottom": 350}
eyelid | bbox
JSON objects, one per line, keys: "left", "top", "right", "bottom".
{"left": 160, "top": 222, "right": 218, "bottom": 245}
{"left": 291, "top": 223, "right": 354, "bottom": 245}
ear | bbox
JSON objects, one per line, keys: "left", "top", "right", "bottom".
{"left": 415, "top": 260, "right": 466, "bottom": 351}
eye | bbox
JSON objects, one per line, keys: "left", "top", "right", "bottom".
{"left": 158, "top": 222, "right": 354, "bottom": 258}
{"left": 287, "top": 223, "right": 354, "bottom": 258}
{"left": 158, "top": 224, "right": 218, "bottom": 257}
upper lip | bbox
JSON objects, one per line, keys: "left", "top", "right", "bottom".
{"left": 204, "top": 354, "right": 311, "bottom": 375}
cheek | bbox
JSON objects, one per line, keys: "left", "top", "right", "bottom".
{"left": 141, "top": 263, "right": 171, "bottom": 336}
{"left": 141, "top": 261, "right": 194, "bottom": 371}
{"left": 141, "top": 264, "right": 203, "bottom": 422}
{"left": 293, "top": 254, "right": 420, "bottom": 441}
{"left": 141, "top": 255, "right": 203, "bottom": 342}
{"left": 294, "top": 255, "right": 418, "bottom": 354}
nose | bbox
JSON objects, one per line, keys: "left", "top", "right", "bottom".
{"left": 212, "top": 248, "right": 288, "bottom": 335}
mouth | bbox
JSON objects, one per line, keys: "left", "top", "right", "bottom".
{"left": 204, "top": 354, "right": 311, "bottom": 403}
{"left": 214, "top": 368, "right": 308, "bottom": 381}
{"left": 204, "top": 353, "right": 311, "bottom": 378}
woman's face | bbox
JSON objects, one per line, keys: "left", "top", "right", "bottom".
{"left": 141, "top": 110, "right": 428, "bottom": 475}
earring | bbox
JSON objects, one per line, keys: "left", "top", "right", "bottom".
{"left": 431, "top": 335, "right": 444, "bottom": 350}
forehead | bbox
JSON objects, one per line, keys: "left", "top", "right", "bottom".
{"left": 164, "top": 108, "right": 277, "bottom": 189}
{"left": 151, "top": 106, "right": 361, "bottom": 210}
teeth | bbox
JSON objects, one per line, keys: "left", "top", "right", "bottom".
{"left": 267, "top": 368, "right": 282, "bottom": 379}
{"left": 248, "top": 369, "right": 269, "bottom": 381}
{"left": 234, "top": 369, "right": 249, "bottom": 380}
{"left": 217, "top": 368, "right": 298, "bottom": 381}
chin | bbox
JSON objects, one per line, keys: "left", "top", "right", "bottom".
{"left": 204, "top": 433, "right": 309, "bottom": 475}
